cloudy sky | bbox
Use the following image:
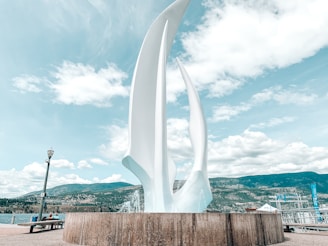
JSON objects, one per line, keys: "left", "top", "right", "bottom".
{"left": 1, "top": 0, "right": 328, "bottom": 198}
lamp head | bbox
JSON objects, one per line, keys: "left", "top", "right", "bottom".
{"left": 47, "top": 149, "right": 54, "bottom": 159}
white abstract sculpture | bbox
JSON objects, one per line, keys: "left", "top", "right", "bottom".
{"left": 122, "top": 0, "right": 212, "bottom": 212}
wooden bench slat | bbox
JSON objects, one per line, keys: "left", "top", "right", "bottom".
{"left": 283, "top": 223, "right": 328, "bottom": 228}
{"left": 18, "top": 220, "right": 64, "bottom": 233}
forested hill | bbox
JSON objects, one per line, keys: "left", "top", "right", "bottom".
{"left": 22, "top": 172, "right": 328, "bottom": 197}
{"left": 9, "top": 172, "right": 328, "bottom": 213}
{"left": 209, "top": 171, "right": 328, "bottom": 193}
{"left": 22, "top": 182, "right": 133, "bottom": 197}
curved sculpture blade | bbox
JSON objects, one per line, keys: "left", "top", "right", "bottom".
{"left": 123, "top": 0, "right": 190, "bottom": 212}
{"left": 173, "top": 59, "right": 213, "bottom": 212}
{"left": 122, "top": 0, "right": 212, "bottom": 212}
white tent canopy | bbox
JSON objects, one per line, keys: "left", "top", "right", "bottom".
{"left": 257, "top": 203, "right": 278, "bottom": 213}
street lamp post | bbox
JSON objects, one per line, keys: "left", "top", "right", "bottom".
{"left": 38, "top": 149, "right": 54, "bottom": 221}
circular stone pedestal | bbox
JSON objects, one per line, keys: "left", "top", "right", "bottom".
{"left": 63, "top": 212, "right": 284, "bottom": 246}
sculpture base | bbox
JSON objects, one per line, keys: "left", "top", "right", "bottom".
{"left": 63, "top": 212, "right": 284, "bottom": 246}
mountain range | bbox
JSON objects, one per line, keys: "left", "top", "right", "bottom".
{"left": 24, "top": 182, "right": 133, "bottom": 197}
{"left": 16, "top": 171, "right": 328, "bottom": 213}
{"left": 210, "top": 171, "right": 328, "bottom": 193}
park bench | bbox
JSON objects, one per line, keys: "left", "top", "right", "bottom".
{"left": 283, "top": 223, "right": 328, "bottom": 232}
{"left": 18, "top": 220, "right": 64, "bottom": 233}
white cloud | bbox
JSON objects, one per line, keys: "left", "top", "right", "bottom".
{"left": 98, "top": 119, "right": 328, "bottom": 181}
{"left": 98, "top": 118, "right": 194, "bottom": 166}
{"left": 77, "top": 158, "right": 108, "bottom": 169}
{"left": 184, "top": 0, "right": 328, "bottom": 75}
{"left": 273, "top": 90, "right": 317, "bottom": 105}
{"left": 51, "top": 61, "right": 129, "bottom": 107}
{"left": 0, "top": 160, "right": 120, "bottom": 197}
{"left": 90, "top": 158, "right": 108, "bottom": 166}
{"left": 207, "top": 79, "right": 244, "bottom": 98}
{"left": 167, "top": 118, "right": 193, "bottom": 162}
{"left": 96, "top": 118, "right": 193, "bottom": 168}
{"left": 0, "top": 166, "right": 47, "bottom": 197}
{"left": 251, "top": 88, "right": 276, "bottom": 104}
{"left": 54, "top": 173, "right": 92, "bottom": 185}
{"left": 167, "top": 0, "right": 328, "bottom": 101}
{"left": 40, "top": 0, "right": 165, "bottom": 58}
{"left": 2, "top": 126, "right": 328, "bottom": 198}
{"left": 12, "top": 75, "right": 44, "bottom": 93}
{"left": 207, "top": 130, "right": 328, "bottom": 178}
{"left": 12, "top": 61, "right": 129, "bottom": 107}
{"left": 251, "top": 86, "right": 317, "bottom": 105}
{"left": 211, "top": 86, "right": 317, "bottom": 122}
{"left": 51, "top": 159, "right": 75, "bottom": 169}
{"left": 249, "top": 116, "right": 296, "bottom": 129}
{"left": 211, "top": 103, "right": 251, "bottom": 122}
{"left": 166, "top": 65, "right": 188, "bottom": 103}
{"left": 93, "top": 174, "right": 123, "bottom": 183}
{"left": 99, "top": 124, "right": 128, "bottom": 160}
{"left": 77, "top": 160, "right": 93, "bottom": 169}
{"left": 22, "top": 162, "right": 46, "bottom": 179}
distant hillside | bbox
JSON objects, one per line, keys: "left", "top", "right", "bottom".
{"left": 238, "top": 172, "right": 328, "bottom": 193}
{"left": 23, "top": 182, "right": 133, "bottom": 197}
{"left": 23, "top": 172, "right": 328, "bottom": 198}
{"left": 207, "top": 171, "right": 328, "bottom": 211}
{"left": 210, "top": 171, "right": 328, "bottom": 193}
{"left": 12, "top": 172, "right": 327, "bottom": 213}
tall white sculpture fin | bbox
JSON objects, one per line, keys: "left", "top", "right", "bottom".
{"left": 122, "top": 0, "right": 212, "bottom": 212}
{"left": 172, "top": 59, "right": 213, "bottom": 212}
{"left": 153, "top": 20, "right": 172, "bottom": 211}
{"left": 123, "top": 0, "right": 190, "bottom": 212}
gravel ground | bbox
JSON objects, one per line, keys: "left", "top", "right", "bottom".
{"left": 0, "top": 224, "right": 74, "bottom": 246}
{"left": 1, "top": 224, "right": 328, "bottom": 245}
{"left": 277, "top": 231, "right": 328, "bottom": 246}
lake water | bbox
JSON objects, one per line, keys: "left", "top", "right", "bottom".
{"left": 0, "top": 213, "right": 65, "bottom": 224}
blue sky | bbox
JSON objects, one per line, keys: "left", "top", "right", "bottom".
{"left": 1, "top": 0, "right": 328, "bottom": 198}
